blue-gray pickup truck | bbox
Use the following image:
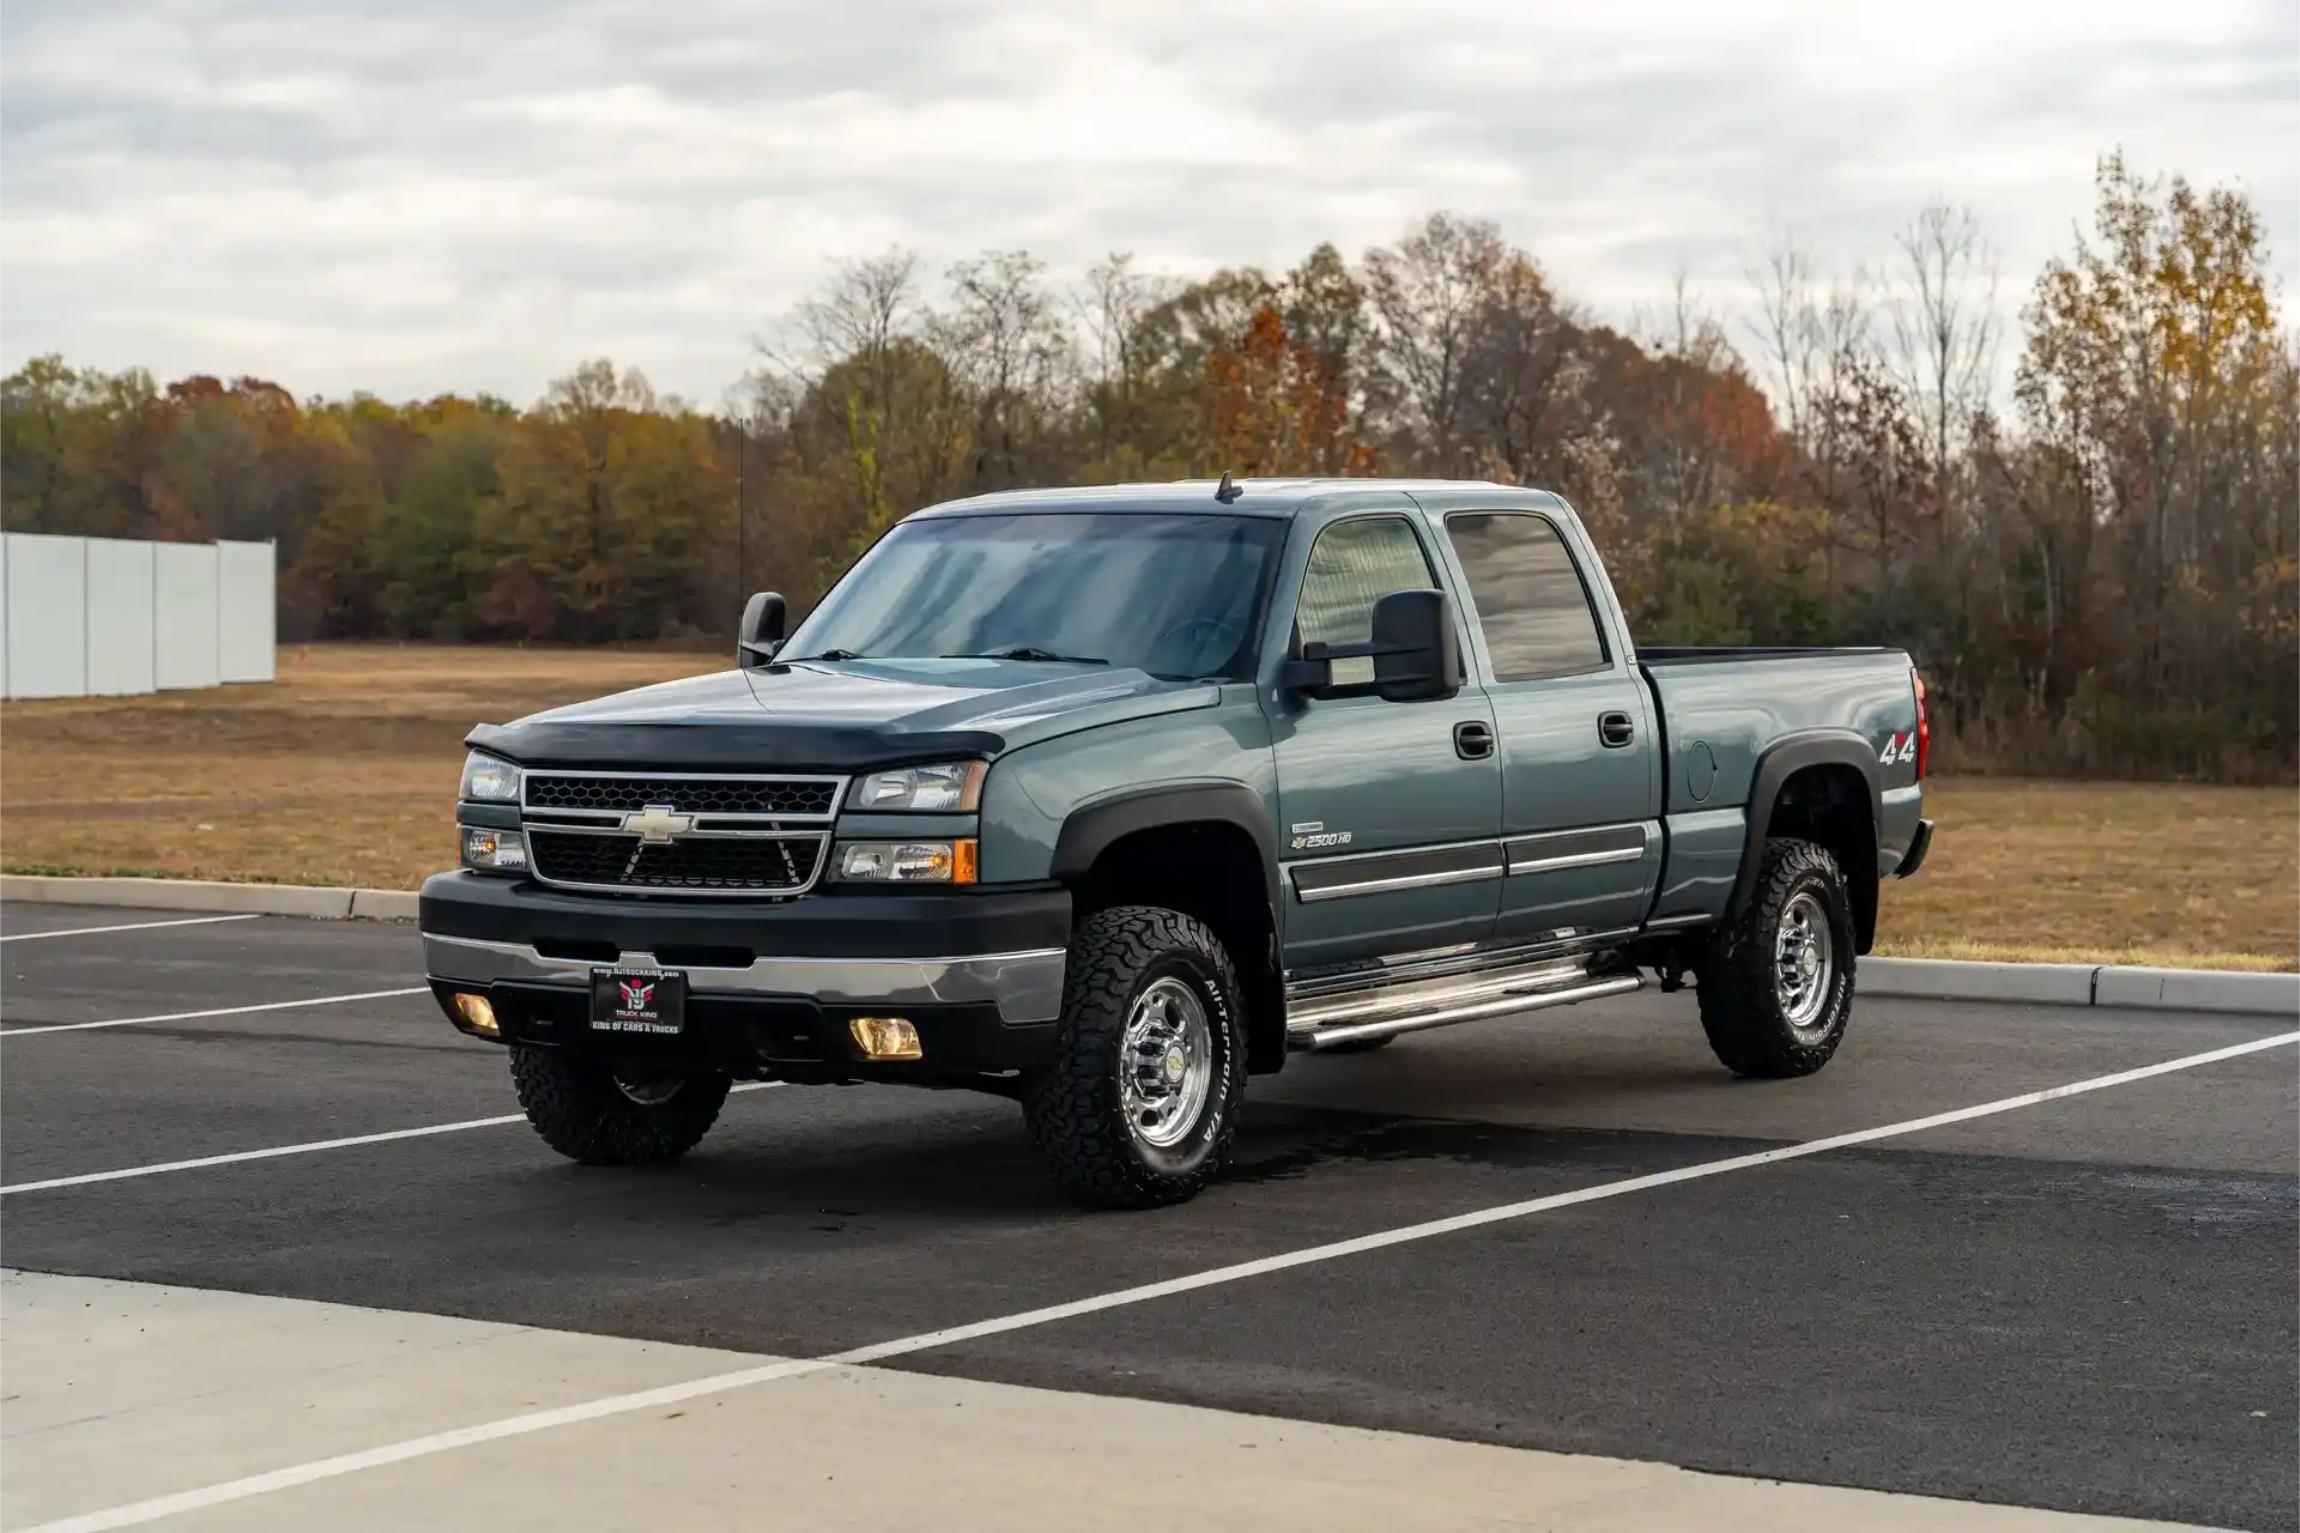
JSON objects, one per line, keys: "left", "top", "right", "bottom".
{"left": 421, "top": 477, "right": 1932, "bottom": 1207}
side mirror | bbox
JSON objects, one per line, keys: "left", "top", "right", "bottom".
{"left": 1368, "top": 588, "right": 1460, "bottom": 702}
{"left": 1280, "top": 588, "right": 1461, "bottom": 703}
{"left": 738, "top": 591, "right": 786, "bottom": 668}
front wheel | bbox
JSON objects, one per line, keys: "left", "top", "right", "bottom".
{"left": 1693, "top": 837, "right": 1856, "bottom": 1078}
{"left": 1023, "top": 906, "right": 1247, "bottom": 1209}
{"left": 509, "top": 1047, "right": 732, "bottom": 1165}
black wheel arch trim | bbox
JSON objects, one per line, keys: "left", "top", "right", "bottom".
{"left": 1049, "top": 781, "right": 1287, "bottom": 1074}
{"left": 1725, "top": 730, "right": 1882, "bottom": 942}
{"left": 1049, "top": 780, "right": 1282, "bottom": 915}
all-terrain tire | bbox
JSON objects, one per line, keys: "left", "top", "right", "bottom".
{"left": 509, "top": 1047, "right": 732, "bottom": 1165}
{"left": 1694, "top": 836, "right": 1856, "bottom": 1078}
{"left": 1023, "top": 906, "right": 1248, "bottom": 1210}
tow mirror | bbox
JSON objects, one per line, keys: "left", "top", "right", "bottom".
{"left": 738, "top": 591, "right": 786, "bottom": 668}
{"left": 1280, "top": 588, "right": 1460, "bottom": 703}
{"left": 1369, "top": 588, "right": 1459, "bottom": 701}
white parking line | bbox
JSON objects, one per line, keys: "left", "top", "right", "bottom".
{"left": 0, "top": 913, "right": 264, "bottom": 943}
{"left": 0, "top": 987, "right": 431, "bottom": 1037}
{"left": 28, "top": 1028, "right": 2297, "bottom": 1533}
{"left": 0, "top": 1082, "right": 780, "bottom": 1196}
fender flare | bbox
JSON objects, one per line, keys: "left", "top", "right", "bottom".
{"left": 1050, "top": 782, "right": 1288, "bottom": 1073}
{"left": 1048, "top": 781, "right": 1282, "bottom": 921}
{"left": 1725, "top": 731, "right": 1882, "bottom": 929}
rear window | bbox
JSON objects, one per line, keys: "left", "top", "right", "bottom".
{"left": 1443, "top": 513, "right": 1608, "bottom": 681}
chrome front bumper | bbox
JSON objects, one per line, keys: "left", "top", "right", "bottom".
{"left": 422, "top": 933, "right": 1068, "bottom": 1025}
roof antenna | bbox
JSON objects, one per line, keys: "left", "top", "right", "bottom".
{"left": 1213, "top": 470, "right": 1244, "bottom": 503}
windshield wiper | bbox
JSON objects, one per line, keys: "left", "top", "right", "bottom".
{"left": 786, "top": 648, "right": 867, "bottom": 662}
{"left": 946, "top": 646, "right": 1109, "bottom": 665}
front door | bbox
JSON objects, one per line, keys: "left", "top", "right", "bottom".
{"left": 1269, "top": 512, "right": 1502, "bottom": 971}
{"left": 1433, "top": 509, "right": 1661, "bottom": 944}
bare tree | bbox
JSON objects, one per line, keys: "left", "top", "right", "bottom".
{"left": 1074, "top": 252, "right": 1167, "bottom": 456}
{"left": 937, "top": 250, "right": 1072, "bottom": 488}
{"left": 781, "top": 249, "right": 919, "bottom": 374}
{"left": 1889, "top": 202, "right": 2000, "bottom": 548}
{"left": 1745, "top": 227, "right": 1819, "bottom": 440}
{"left": 1744, "top": 226, "right": 1873, "bottom": 451}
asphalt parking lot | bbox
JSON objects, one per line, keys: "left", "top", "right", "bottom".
{"left": 2, "top": 902, "right": 2295, "bottom": 1531}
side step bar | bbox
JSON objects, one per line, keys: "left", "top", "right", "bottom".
{"left": 1288, "top": 970, "right": 1644, "bottom": 1052}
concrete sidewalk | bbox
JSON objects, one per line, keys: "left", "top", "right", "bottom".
{"left": 1, "top": 1270, "right": 2199, "bottom": 1533}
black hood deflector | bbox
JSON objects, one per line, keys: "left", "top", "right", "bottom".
{"left": 468, "top": 717, "right": 1005, "bottom": 772}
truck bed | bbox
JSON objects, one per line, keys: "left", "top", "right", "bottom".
{"left": 1634, "top": 646, "right": 1927, "bottom": 925}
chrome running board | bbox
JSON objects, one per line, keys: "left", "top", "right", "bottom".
{"left": 1285, "top": 953, "right": 1643, "bottom": 1051}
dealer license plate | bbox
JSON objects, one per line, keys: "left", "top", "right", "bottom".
{"left": 589, "top": 966, "right": 686, "bottom": 1035}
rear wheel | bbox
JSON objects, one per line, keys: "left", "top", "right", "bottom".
{"left": 509, "top": 1047, "right": 732, "bottom": 1165}
{"left": 1694, "top": 837, "right": 1855, "bottom": 1078}
{"left": 1023, "top": 906, "right": 1247, "bottom": 1209}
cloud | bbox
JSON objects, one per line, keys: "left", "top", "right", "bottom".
{"left": 3, "top": 0, "right": 2294, "bottom": 408}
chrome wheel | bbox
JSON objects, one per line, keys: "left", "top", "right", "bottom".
{"left": 1119, "top": 976, "right": 1213, "bottom": 1150}
{"left": 614, "top": 1072, "right": 685, "bottom": 1107}
{"left": 1774, "top": 890, "right": 1834, "bottom": 1029}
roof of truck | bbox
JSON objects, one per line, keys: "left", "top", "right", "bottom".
{"left": 909, "top": 478, "right": 1538, "bottom": 520}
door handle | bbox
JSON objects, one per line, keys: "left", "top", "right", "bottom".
{"left": 1599, "top": 711, "right": 1635, "bottom": 748}
{"left": 1453, "top": 720, "right": 1496, "bottom": 761}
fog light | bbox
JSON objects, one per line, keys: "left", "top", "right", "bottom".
{"left": 452, "top": 992, "right": 499, "bottom": 1035}
{"left": 849, "top": 1016, "right": 921, "bottom": 1060}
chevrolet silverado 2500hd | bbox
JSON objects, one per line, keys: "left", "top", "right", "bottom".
{"left": 421, "top": 478, "right": 1933, "bottom": 1208}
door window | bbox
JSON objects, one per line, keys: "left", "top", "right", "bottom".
{"left": 1444, "top": 513, "right": 1608, "bottom": 681}
{"left": 1296, "top": 517, "right": 1439, "bottom": 686}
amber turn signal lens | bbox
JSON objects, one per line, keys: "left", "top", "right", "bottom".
{"left": 952, "top": 837, "right": 979, "bottom": 884}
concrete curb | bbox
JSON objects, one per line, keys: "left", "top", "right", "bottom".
{"left": 1861, "top": 958, "right": 2097, "bottom": 1006}
{"left": 1862, "top": 956, "right": 2297, "bottom": 1018}
{"left": 2, "top": 875, "right": 2293, "bottom": 1015}
{"left": 0, "top": 874, "right": 412, "bottom": 922}
{"left": 2091, "top": 965, "right": 2300, "bottom": 1016}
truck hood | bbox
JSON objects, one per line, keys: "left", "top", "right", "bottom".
{"left": 467, "top": 658, "right": 1219, "bottom": 771}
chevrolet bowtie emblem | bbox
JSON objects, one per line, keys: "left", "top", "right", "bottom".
{"left": 620, "top": 804, "right": 695, "bottom": 844}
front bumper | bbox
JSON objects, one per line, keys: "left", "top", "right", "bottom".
{"left": 420, "top": 871, "right": 1070, "bottom": 1078}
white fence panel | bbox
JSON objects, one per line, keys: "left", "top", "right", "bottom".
{"left": 153, "top": 542, "right": 222, "bottom": 692}
{"left": 86, "top": 538, "right": 158, "bottom": 695}
{"left": 217, "top": 540, "right": 277, "bottom": 682}
{"left": 4, "top": 533, "right": 90, "bottom": 699}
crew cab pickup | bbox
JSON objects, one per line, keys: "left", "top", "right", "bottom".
{"left": 421, "top": 478, "right": 1932, "bottom": 1207}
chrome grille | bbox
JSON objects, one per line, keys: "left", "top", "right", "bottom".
{"left": 517, "top": 770, "right": 843, "bottom": 897}
{"left": 526, "top": 829, "right": 822, "bottom": 893}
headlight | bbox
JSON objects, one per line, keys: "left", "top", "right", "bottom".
{"left": 461, "top": 827, "right": 528, "bottom": 873}
{"left": 460, "top": 751, "right": 521, "bottom": 802}
{"left": 834, "top": 839, "right": 978, "bottom": 884}
{"left": 849, "top": 761, "right": 985, "bottom": 813}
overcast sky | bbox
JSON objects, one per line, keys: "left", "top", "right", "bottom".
{"left": 3, "top": 0, "right": 2294, "bottom": 411}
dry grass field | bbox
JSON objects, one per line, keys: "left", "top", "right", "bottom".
{"left": 3, "top": 644, "right": 2293, "bottom": 969}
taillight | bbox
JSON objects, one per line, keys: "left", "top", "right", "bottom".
{"left": 1911, "top": 670, "right": 1930, "bottom": 780}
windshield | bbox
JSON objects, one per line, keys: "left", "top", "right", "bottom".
{"left": 783, "top": 512, "right": 1286, "bottom": 681}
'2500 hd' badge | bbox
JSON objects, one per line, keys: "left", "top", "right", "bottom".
{"left": 1290, "top": 821, "right": 1353, "bottom": 851}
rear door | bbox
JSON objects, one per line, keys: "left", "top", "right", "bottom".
{"left": 1268, "top": 510, "right": 1502, "bottom": 970}
{"left": 1433, "top": 506, "right": 1662, "bottom": 943}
